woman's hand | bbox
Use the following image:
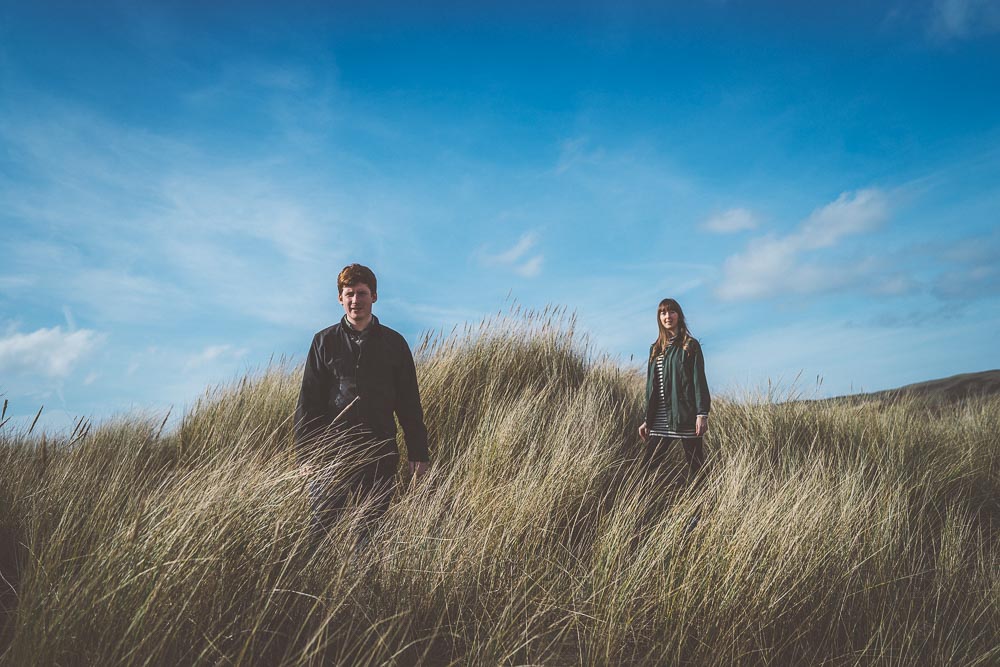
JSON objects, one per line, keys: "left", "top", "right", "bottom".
{"left": 638, "top": 421, "right": 649, "bottom": 442}
{"left": 695, "top": 415, "right": 709, "bottom": 437}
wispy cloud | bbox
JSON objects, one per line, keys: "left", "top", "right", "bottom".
{"left": 797, "top": 189, "right": 889, "bottom": 244}
{"left": 61, "top": 305, "right": 77, "bottom": 331}
{"left": 494, "top": 232, "right": 539, "bottom": 264}
{"left": 72, "top": 268, "right": 184, "bottom": 322}
{"left": 701, "top": 207, "right": 759, "bottom": 234}
{"left": 0, "top": 276, "right": 36, "bottom": 290}
{"left": 481, "top": 232, "right": 545, "bottom": 278}
{"left": 716, "top": 189, "right": 890, "bottom": 300}
{"left": 0, "top": 326, "right": 103, "bottom": 378}
{"left": 928, "top": 0, "right": 1000, "bottom": 40}
{"left": 933, "top": 264, "right": 999, "bottom": 299}
{"left": 550, "top": 137, "right": 694, "bottom": 209}
{"left": 0, "top": 93, "right": 350, "bottom": 329}
{"left": 554, "top": 137, "right": 606, "bottom": 175}
{"left": 184, "top": 344, "right": 250, "bottom": 371}
{"left": 714, "top": 307, "right": 1000, "bottom": 397}
{"left": 514, "top": 254, "right": 544, "bottom": 278}
{"left": 900, "top": 230, "right": 1000, "bottom": 302}
{"left": 709, "top": 318, "right": 923, "bottom": 397}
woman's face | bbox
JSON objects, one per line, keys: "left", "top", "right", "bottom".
{"left": 659, "top": 306, "right": 679, "bottom": 332}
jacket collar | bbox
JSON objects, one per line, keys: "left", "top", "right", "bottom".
{"left": 340, "top": 314, "right": 381, "bottom": 336}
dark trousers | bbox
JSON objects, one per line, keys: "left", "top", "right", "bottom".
{"left": 643, "top": 436, "right": 706, "bottom": 482}
{"left": 308, "top": 447, "right": 399, "bottom": 545}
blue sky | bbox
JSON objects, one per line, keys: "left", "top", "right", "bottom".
{"left": 2, "top": 1, "right": 999, "bottom": 432}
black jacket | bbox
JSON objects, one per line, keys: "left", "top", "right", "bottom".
{"left": 294, "top": 315, "right": 429, "bottom": 462}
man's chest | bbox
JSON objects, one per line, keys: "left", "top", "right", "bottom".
{"left": 322, "top": 338, "right": 394, "bottom": 380}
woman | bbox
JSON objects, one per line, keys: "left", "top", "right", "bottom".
{"left": 638, "top": 298, "right": 711, "bottom": 480}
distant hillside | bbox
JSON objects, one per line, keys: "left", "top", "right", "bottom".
{"left": 834, "top": 370, "right": 1000, "bottom": 405}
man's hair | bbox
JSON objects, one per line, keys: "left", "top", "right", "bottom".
{"left": 338, "top": 263, "right": 377, "bottom": 295}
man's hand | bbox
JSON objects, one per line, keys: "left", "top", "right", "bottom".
{"left": 695, "top": 415, "right": 709, "bottom": 437}
{"left": 409, "top": 460, "right": 429, "bottom": 480}
{"left": 638, "top": 421, "right": 649, "bottom": 442}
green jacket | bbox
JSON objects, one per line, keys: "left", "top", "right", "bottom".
{"left": 645, "top": 339, "right": 711, "bottom": 433}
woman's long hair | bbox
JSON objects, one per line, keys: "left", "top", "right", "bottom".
{"left": 650, "top": 298, "right": 694, "bottom": 360}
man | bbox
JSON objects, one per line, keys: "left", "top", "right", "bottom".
{"left": 295, "top": 263, "right": 430, "bottom": 543}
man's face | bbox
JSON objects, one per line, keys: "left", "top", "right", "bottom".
{"left": 339, "top": 282, "right": 376, "bottom": 324}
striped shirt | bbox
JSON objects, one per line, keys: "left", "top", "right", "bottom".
{"left": 648, "top": 351, "right": 704, "bottom": 439}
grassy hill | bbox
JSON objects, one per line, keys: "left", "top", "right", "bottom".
{"left": 834, "top": 369, "right": 1000, "bottom": 405}
{"left": 1, "top": 312, "right": 998, "bottom": 665}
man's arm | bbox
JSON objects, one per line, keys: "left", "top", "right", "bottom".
{"left": 294, "top": 333, "right": 332, "bottom": 463}
{"left": 394, "top": 338, "right": 430, "bottom": 465}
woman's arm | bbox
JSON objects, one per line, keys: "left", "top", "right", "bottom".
{"left": 692, "top": 341, "right": 711, "bottom": 418}
{"left": 694, "top": 343, "right": 710, "bottom": 436}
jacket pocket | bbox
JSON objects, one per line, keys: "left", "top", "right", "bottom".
{"left": 677, "top": 395, "right": 696, "bottom": 429}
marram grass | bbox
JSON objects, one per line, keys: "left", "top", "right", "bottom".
{"left": 1, "top": 311, "right": 998, "bottom": 666}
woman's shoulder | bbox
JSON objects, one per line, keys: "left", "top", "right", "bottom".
{"left": 684, "top": 336, "right": 702, "bottom": 352}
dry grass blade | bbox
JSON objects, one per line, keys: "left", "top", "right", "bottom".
{"left": 26, "top": 406, "right": 42, "bottom": 435}
{"left": 0, "top": 308, "right": 997, "bottom": 665}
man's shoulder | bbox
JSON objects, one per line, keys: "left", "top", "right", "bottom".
{"left": 310, "top": 323, "right": 346, "bottom": 351}
{"left": 310, "top": 318, "right": 411, "bottom": 351}
{"left": 314, "top": 322, "right": 343, "bottom": 340}
{"left": 374, "top": 321, "right": 410, "bottom": 349}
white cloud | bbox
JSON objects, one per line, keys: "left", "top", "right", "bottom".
{"left": 702, "top": 208, "right": 759, "bottom": 234}
{"left": 0, "top": 326, "right": 103, "bottom": 378}
{"left": 796, "top": 188, "right": 888, "bottom": 248}
{"left": 481, "top": 232, "right": 544, "bottom": 278}
{"left": 716, "top": 189, "right": 890, "bottom": 300}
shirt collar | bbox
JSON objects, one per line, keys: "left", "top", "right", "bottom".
{"left": 342, "top": 314, "right": 379, "bottom": 335}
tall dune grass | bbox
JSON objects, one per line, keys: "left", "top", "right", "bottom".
{"left": 1, "top": 310, "right": 997, "bottom": 665}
